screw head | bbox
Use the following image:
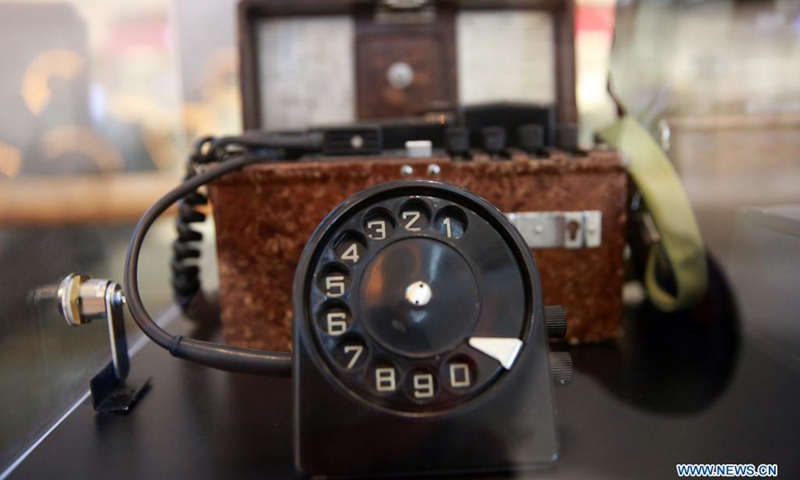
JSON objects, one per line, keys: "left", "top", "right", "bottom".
{"left": 427, "top": 163, "right": 441, "bottom": 176}
{"left": 400, "top": 165, "right": 414, "bottom": 176}
{"left": 386, "top": 61, "right": 414, "bottom": 89}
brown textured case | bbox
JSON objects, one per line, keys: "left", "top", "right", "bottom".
{"left": 209, "top": 150, "right": 627, "bottom": 352}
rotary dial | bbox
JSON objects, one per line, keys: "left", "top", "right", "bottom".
{"left": 302, "top": 182, "right": 534, "bottom": 413}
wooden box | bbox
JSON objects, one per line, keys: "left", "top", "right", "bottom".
{"left": 209, "top": 151, "right": 627, "bottom": 351}
{"left": 209, "top": 0, "right": 626, "bottom": 352}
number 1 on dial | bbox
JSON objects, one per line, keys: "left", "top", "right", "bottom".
{"left": 442, "top": 217, "right": 452, "bottom": 238}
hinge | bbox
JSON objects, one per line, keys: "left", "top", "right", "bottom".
{"left": 376, "top": 0, "right": 435, "bottom": 24}
{"left": 507, "top": 211, "right": 603, "bottom": 249}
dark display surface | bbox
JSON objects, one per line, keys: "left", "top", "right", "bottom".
{"left": 9, "top": 268, "right": 800, "bottom": 480}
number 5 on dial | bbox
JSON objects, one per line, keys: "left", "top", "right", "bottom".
{"left": 325, "top": 275, "right": 346, "bottom": 297}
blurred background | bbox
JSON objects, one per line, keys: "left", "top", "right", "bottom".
{"left": 0, "top": 0, "right": 798, "bottom": 474}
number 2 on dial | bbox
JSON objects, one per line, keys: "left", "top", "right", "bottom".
{"left": 402, "top": 211, "right": 422, "bottom": 231}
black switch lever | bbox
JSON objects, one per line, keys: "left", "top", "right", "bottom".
{"left": 556, "top": 124, "right": 580, "bottom": 152}
{"left": 445, "top": 127, "right": 471, "bottom": 160}
{"left": 517, "top": 123, "right": 545, "bottom": 156}
{"left": 481, "top": 126, "right": 507, "bottom": 158}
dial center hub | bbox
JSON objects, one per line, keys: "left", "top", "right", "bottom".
{"left": 359, "top": 238, "right": 480, "bottom": 358}
{"left": 405, "top": 281, "right": 432, "bottom": 307}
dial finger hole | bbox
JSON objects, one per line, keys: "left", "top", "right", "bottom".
{"left": 443, "top": 356, "right": 477, "bottom": 392}
{"left": 317, "top": 263, "right": 351, "bottom": 298}
{"left": 435, "top": 206, "right": 468, "bottom": 240}
{"left": 368, "top": 361, "right": 400, "bottom": 395}
{"left": 333, "top": 335, "right": 369, "bottom": 370}
{"left": 405, "top": 368, "right": 439, "bottom": 402}
{"left": 398, "top": 199, "right": 430, "bottom": 232}
{"left": 334, "top": 231, "right": 367, "bottom": 265}
{"left": 363, "top": 208, "right": 395, "bottom": 241}
{"left": 317, "top": 301, "right": 353, "bottom": 337}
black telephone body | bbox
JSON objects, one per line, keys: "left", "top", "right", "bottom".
{"left": 293, "top": 180, "right": 563, "bottom": 477}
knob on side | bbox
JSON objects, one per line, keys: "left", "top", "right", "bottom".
{"left": 544, "top": 305, "right": 567, "bottom": 339}
{"left": 550, "top": 352, "right": 573, "bottom": 387}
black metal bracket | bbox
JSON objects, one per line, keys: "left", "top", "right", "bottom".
{"left": 57, "top": 274, "right": 150, "bottom": 414}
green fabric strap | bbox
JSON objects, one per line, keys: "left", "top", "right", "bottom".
{"left": 598, "top": 115, "right": 708, "bottom": 311}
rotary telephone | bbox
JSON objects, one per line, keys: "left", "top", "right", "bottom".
{"left": 88, "top": 132, "right": 573, "bottom": 477}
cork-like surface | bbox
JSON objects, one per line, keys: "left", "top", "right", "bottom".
{"left": 209, "top": 150, "right": 627, "bottom": 352}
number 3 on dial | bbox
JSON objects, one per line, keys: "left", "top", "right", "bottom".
{"left": 366, "top": 220, "right": 387, "bottom": 240}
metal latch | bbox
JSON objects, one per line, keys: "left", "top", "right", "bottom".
{"left": 507, "top": 211, "right": 603, "bottom": 249}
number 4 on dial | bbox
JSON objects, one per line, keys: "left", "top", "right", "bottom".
{"left": 340, "top": 243, "right": 360, "bottom": 263}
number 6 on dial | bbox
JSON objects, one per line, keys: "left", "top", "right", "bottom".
{"left": 326, "top": 311, "right": 348, "bottom": 336}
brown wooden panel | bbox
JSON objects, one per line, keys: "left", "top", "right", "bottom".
{"left": 355, "top": 4, "right": 457, "bottom": 118}
{"left": 209, "top": 150, "right": 627, "bottom": 352}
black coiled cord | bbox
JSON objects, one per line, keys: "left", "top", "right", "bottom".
{"left": 170, "top": 132, "right": 324, "bottom": 313}
{"left": 171, "top": 137, "right": 213, "bottom": 311}
{"left": 125, "top": 131, "right": 323, "bottom": 376}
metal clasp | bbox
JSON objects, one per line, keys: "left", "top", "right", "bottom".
{"left": 507, "top": 211, "right": 603, "bottom": 249}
